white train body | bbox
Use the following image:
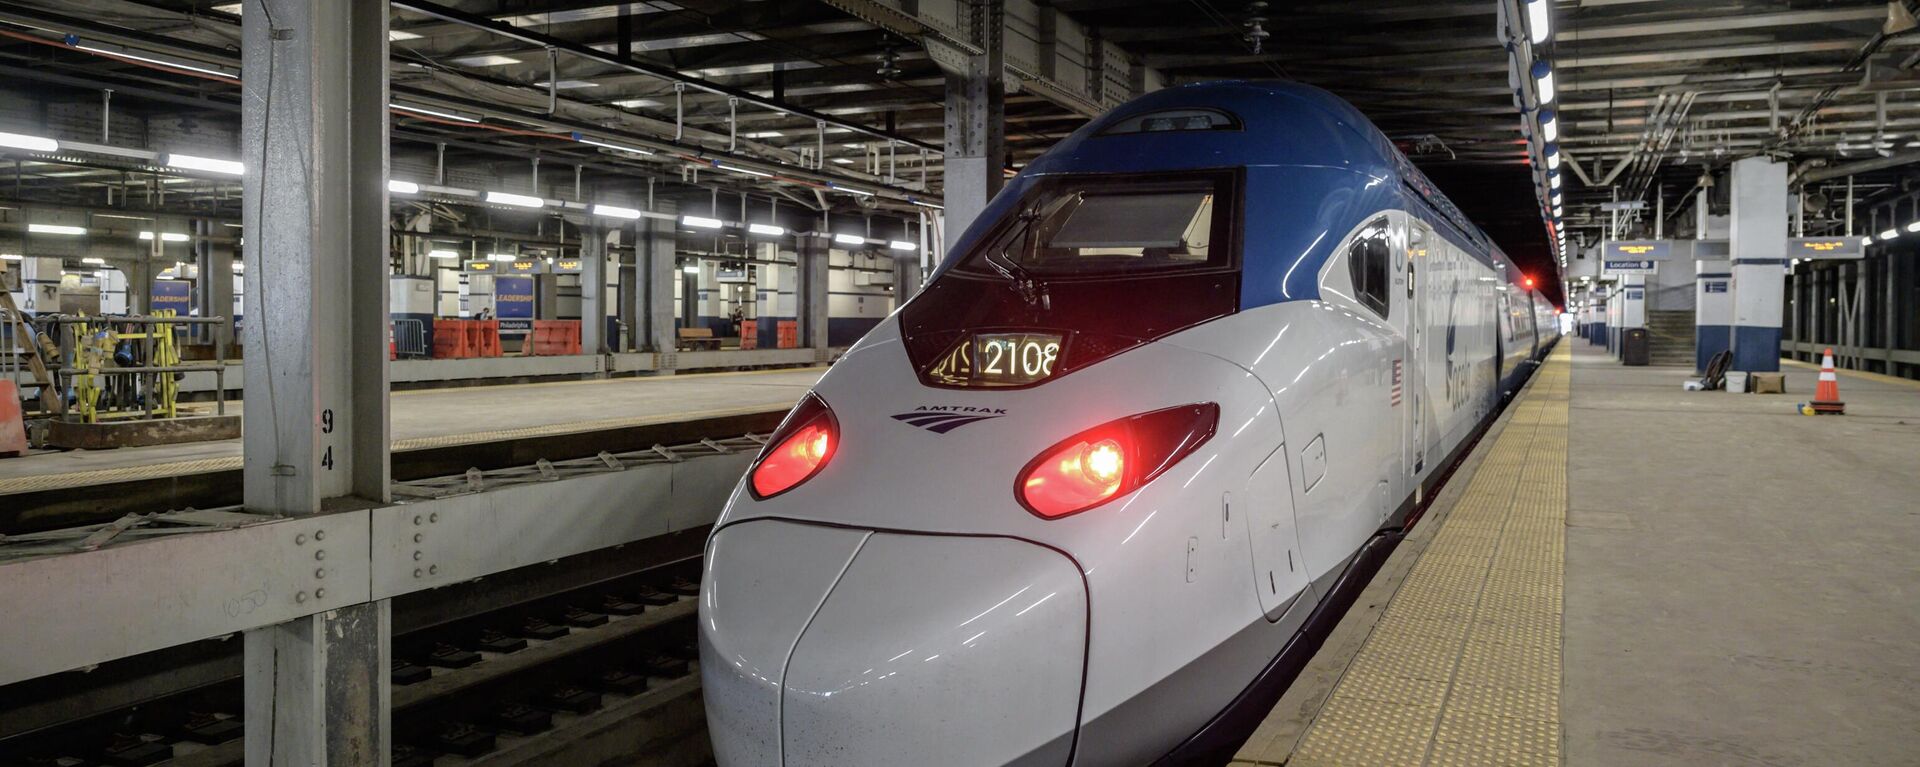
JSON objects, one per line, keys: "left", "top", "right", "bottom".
{"left": 700, "top": 82, "right": 1557, "bottom": 766}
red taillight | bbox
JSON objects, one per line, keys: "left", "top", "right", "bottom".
{"left": 1017, "top": 403, "right": 1219, "bottom": 519}
{"left": 750, "top": 394, "right": 838, "bottom": 499}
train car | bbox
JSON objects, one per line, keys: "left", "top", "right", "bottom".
{"left": 698, "top": 81, "right": 1558, "bottom": 767}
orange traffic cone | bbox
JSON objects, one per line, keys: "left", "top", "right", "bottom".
{"left": 1811, "top": 347, "right": 1846, "bottom": 415}
{"left": 0, "top": 380, "right": 27, "bottom": 457}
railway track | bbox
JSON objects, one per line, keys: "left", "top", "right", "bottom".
{"left": 0, "top": 546, "right": 714, "bottom": 767}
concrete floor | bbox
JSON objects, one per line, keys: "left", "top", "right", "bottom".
{"left": 0, "top": 368, "right": 821, "bottom": 483}
{"left": 1564, "top": 342, "right": 1920, "bottom": 767}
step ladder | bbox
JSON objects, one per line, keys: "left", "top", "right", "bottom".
{"left": 0, "top": 291, "right": 61, "bottom": 415}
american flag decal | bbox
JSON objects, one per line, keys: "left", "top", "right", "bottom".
{"left": 1390, "top": 359, "right": 1404, "bottom": 406}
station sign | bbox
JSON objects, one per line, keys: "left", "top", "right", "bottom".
{"left": 495, "top": 275, "right": 535, "bottom": 334}
{"left": 1603, "top": 240, "right": 1673, "bottom": 260}
{"left": 499, "top": 259, "right": 547, "bottom": 275}
{"left": 1625, "top": 288, "right": 1645, "bottom": 300}
{"left": 1703, "top": 280, "right": 1729, "bottom": 294}
{"left": 463, "top": 260, "right": 497, "bottom": 274}
{"left": 1603, "top": 259, "right": 1657, "bottom": 274}
{"left": 550, "top": 258, "right": 584, "bottom": 274}
{"left": 1789, "top": 236, "right": 1864, "bottom": 260}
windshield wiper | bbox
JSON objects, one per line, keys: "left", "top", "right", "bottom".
{"left": 984, "top": 223, "right": 1051, "bottom": 310}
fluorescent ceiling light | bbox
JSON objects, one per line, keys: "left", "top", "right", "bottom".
{"left": 1532, "top": 61, "right": 1555, "bottom": 105}
{"left": 741, "top": 131, "right": 785, "bottom": 139}
{"left": 830, "top": 157, "right": 855, "bottom": 165}
{"left": 392, "top": 104, "right": 480, "bottom": 123}
{"left": 485, "top": 191, "right": 545, "bottom": 208}
{"left": 1905, "top": 222, "right": 1920, "bottom": 234}
{"left": 592, "top": 204, "right": 643, "bottom": 220}
{"left": 451, "top": 54, "right": 520, "bottom": 67}
{"left": 910, "top": 198, "right": 944, "bottom": 210}
{"left": 0, "top": 132, "right": 58, "bottom": 152}
{"left": 573, "top": 133, "right": 655, "bottom": 156}
{"left": 1538, "top": 110, "right": 1558, "bottom": 143}
{"left": 165, "top": 153, "right": 244, "bottom": 175}
{"left": 535, "top": 80, "right": 600, "bottom": 89}
{"left": 389, "top": 30, "right": 423, "bottom": 41}
{"left": 833, "top": 233, "right": 866, "bottom": 246}
{"left": 681, "top": 215, "right": 723, "bottom": 229}
{"left": 610, "top": 98, "right": 663, "bottom": 109}
{"left": 388, "top": 180, "right": 420, "bottom": 194}
{"left": 714, "top": 163, "right": 772, "bottom": 178}
{"left": 232, "top": 261, "right": 245, "bottom": 271}
{"left": 889, "top": 241, "right": 916, "bottom": 251}
{"left": 829, "top": 184, "right": 875, "bottom": 197}
{"left": 75, "top": 44, "right": 233, "bottom": 79}
{"left": 748, "top": 223, "right": 786, "bottom": 236}
{"left": 428, "top": 249, "right": 461, "bottom": 260}
{"left": 0, "top": 253, "right": 20, "bottom": 261}
{"left": 81, "top": 257, "right": 106, "bottom": 265}
{"left": 139, "top": 231, "right": 191, "bottom": 242}
{"left": 682, "top": 265, "right": 700, "bottom": 274}
{"left": 487, "top": 253, "right": 517, "bottom": 262}
{"left": 211, "top": 2, "right": 241, "bottom": 12}
{"left": 28, "top": 223, "right": 85, "bottom": 236}
{"left": 1526, "top": 0, "right": 1551, "bottom": 44}
{"left": 1880, "top": 228, "right": 1899, "bottom": 240}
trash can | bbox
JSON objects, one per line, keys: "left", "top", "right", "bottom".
{"left": 1622, "top": 328, "right": 1650, "bottom": 366}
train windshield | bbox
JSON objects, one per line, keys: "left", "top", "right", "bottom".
{"left": 954, "top": 174, "right": 1233, "bottom": 278}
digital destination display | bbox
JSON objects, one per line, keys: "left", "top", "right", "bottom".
{"left": 928, "top": 332, "right": 1063, "bottom": 386}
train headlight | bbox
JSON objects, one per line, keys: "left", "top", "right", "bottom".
{"left": 750, "top": 394, "right": 839, "bottom": 499}
{"left": 1018, "top": 404, "right": 1219, "bottom": 519}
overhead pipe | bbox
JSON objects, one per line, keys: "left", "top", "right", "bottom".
{"left": 388, "top": 0, "right": 938, "bottom": 153}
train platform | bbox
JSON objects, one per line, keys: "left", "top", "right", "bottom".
{"left": 1233, "top": 341, "right": 1920, "bottom": 767}
{"left": 0, "top": 367, "right": 821, "bottom": 497}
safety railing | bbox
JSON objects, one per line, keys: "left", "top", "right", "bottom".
{"left": 391, "top": 318, "right": 429, "bottom": 359}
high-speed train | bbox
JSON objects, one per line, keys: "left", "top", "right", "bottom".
{"left": 699, "top": 81, "right": 1558, "bottom": 766}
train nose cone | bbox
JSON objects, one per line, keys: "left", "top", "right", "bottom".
{"left": 701, "top": 520, "right": 1087, "bottom": 767}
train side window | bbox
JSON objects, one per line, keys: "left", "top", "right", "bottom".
{"left": 1348, "top": 220, "right": 1391, "bottom": 318}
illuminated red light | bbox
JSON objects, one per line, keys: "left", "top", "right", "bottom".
{"left": 750, "top": 394, "right": 838, "bottom": 499}
{"left": 1523, "top": 276, "right": 1536, "bottom": 288}
{"left": 1018, "top": 404, "right": 1219, "bottom": 519}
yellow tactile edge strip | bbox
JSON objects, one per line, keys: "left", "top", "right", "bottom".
{"left": 1288, "top": 345, "right": 1570, "bottom": 767}
{"left": 0, "top": 402, "right": 792, "bottom": 496}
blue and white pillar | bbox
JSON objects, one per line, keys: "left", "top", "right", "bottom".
{"left": 1693, "top": 258, "right": 1732, "bottom": 371}
{"left": 1728, "top": 157, "right": 1787, "bottom": 372}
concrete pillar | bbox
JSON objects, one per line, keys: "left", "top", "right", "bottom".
{"left": 943, "top": 0, "right": 1006, "bottom": 250}
{"left": 1727, "top": 157, "right": 1787, "bottom": 371}
{"left": 580, "top": 220, "right": 606, "bottom": 358}
{"left": 637, "top": 210, "right": 676, "bottom": 363}
{"left": 798, "top": 233, "right": 830, "bottom": 355}
{"left": 1694, "top": 259, "right": 1732, "bottom": 371}
{"left": 239, "top": 0, "right": 392, "bottom": 763}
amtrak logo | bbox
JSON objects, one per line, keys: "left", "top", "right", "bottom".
{"left": 891, "top": 405, "right": 1007, "bottom": 434}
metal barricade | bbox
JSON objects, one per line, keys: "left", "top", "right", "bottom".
{"left": 391, "top": 318, "right": 428, "bottom": 359}
{"left": 41, "top": 313, "right": 230, "bottom": 423}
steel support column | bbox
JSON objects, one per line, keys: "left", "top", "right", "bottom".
{"left": 581, "top": 220, "right": 606, "bottom": 360}
{"left": 194, "top": 219, "right": 235, "bottom": 355}
{"left": 942, "top": 0, "right": 1005, "bottom": 250}
{"left": 240, "top": 0, "right": 392, "bottom": 762}
{"left": 798, "top": 233, "right": 830, "bottom": 355}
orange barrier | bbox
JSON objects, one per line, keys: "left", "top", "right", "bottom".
{"left": 1810, "top": 347, "right": 1845, "bottom": 415}
{"left": 776, "top": 320, "right": 799, "bottom": 349}
{"left": 739, "top": 320, "right": 758, "bottom": 350}
{"left": 0, "top": 380, "right": 27, "bottom": 457}
{"left": 432, "top": 319, "right": 472, "bottom": 359}
{"left": 469, "top": 319, "right": 503, "bottom": 358}
{"left": 525, "top": 320, "right": 581, "bottom": 356}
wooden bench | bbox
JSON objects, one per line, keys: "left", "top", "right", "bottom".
{"left": 677, "top": 326, "right": 722, "bottom": 351}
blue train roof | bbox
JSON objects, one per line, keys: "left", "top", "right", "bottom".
{"left": 937, "top": 81, "right": 1519, "bottom": 309}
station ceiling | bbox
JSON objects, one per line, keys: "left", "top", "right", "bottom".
{"left": 3, "top": 0, "right": 1917, "bottom": 304}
